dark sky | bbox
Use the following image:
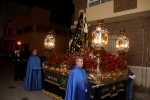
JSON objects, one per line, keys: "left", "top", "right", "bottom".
{"left": 9, "top": 0, "right": 74, "bottom": 26}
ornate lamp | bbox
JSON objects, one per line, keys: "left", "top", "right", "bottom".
{"left": 44, "top": 30, "right": 55, "bottom": 51}
{"left": 91, "top": 19, "right": 108, "bottom": 50}
{"left": 43, "top": 30, "right": 55, "bottom": 69}
{"left": 91, "top": 19, "right": 109, "bottom": 84}
{"left": 116, "top": 29, "right": 129, "bottom": 58}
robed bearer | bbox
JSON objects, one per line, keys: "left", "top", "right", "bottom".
{"left": 24, "top": 49, "right": 42, "bottom": 91}
{"left": 65, "top": 56, "right": 91, "bottom": 100}
{"left": 126, "top": 60, "right": 136, "bottom": 100}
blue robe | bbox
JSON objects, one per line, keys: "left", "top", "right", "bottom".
{"left": 24, "top": 55, "right": 42, "bottom": 91}
{"left": 126, "top": 67, "right": 134, "bottom": 100}
{"left": 65, "top": 65, "right": 91, "bottom": 100}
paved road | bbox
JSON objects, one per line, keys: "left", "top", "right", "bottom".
{"left": 0, "top": 57, "right": 54, "bottom": 100}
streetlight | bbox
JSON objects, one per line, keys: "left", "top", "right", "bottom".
{"left": 17, "top": 41, "right": 21, "bottom": 46}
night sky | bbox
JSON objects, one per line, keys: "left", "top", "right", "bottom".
{"left": 9, "top": 0, "right": 74, "bottom": 26}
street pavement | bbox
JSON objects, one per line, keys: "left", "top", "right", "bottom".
{"left": 0, "top": 57, "right": 54, "bottom": 100}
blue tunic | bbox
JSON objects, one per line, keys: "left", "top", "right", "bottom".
{"left": 24, "top": 55, "right": 42, "bottom": 91}
{"left": 65, "top": 65, "right": 91, "bottom": 100}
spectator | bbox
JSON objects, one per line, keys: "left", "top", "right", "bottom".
{"left": 14, "top": 50, "right": 23, "bottom": 81}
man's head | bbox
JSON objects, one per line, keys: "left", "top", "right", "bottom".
{"left": 32, "top": 49, "right": 37, "bottom": 55}
{"left": 75, "top": 56, "right": 84, "bottom": 68}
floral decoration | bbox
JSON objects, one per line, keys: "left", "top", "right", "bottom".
{"left": 45, "top": 49, "right": 126, "bottom": 70}
{"left": 100, "top": 52, "right": 126, "bottom": 71}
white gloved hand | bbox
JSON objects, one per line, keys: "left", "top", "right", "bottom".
{"left": 129, "top": 75, "right": 134, "bottom": 79}
{"left": 129, "top": 75, "right": 136, "bottom": 79}
{"left": 132, "top": 75, "right": 136, "bottom": 79}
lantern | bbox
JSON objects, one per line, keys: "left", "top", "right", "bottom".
{"left": 116, "top": 29, "right": 129, "bottom": 57}
{"left": 91, "top": 20, "right": 109, "bottom": 50}
{"left": 91, "top": 19, "right": 109, "bottom": 84}
{"left": 44, "top": 30, "right": 55, "bottom": 51}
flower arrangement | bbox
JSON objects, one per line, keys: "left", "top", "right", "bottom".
{"left": 45, "top": 49, "right": 126, "bottom": 70}
{"left": 45, "top": 49, "right": 96, "bottom": 69}
{"left": 100, "top": 52, "right": 126, "bottom": 71}
{"left": 45, "top": 52, "right": 67, "bottom": 67}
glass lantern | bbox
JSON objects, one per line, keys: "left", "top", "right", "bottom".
{"left": 91, "top": 20, "right": 109, "bottom": 50}
{"left": 116, "top": 29, "right": 129, "bottom": 53}
{"left": 44, "top": 30, "right": 55, "bottom": 51}
{"left": 91, "top": 20, "right": 109, "bottom": 85}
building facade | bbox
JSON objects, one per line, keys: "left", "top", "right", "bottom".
{"left": 0, "top": 0, "right": 29, "bottom": 41}
{"left": 0, "top": 0, "right": 29, "bottom": 52}
{"left": 71, "top": 0, "right": 150, "bottom": 87}
{"left": 2, "top": 6, "right": 72, "bottom": 55}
